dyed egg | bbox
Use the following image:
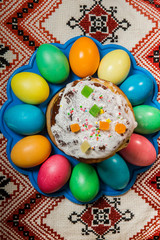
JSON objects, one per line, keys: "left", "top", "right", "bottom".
{"left": 4, "top": 104, "right": 45, "bottom": 135}
{"left": 119, "top": 133, "right": 157, "bottom": 166}
{"left": 98, "top": 49, "right": 131, "bottom": 85}
{"left": 96, "top": 154, "right": 130, "bottom": 190}
{"left": 11, "top": 72, "right": 49, "bottom": 104}
{"left": 37, "top": 154, "right": 71, "bottom": 193}
{"left": 11, "top": 135, "right": 52, "bottom": 168}
{"left": 133, "top": 105, "right": 160, "bottom": 134}
{"left": 120, "top": 74, "right": 153, "bottom": 106}
{"left": 69, "top": 163, "right": 100, "bottom": 202}
{"left": 69, "top": 37, "right": 100, "bottom": 78}
{"left": 36, "top": 44, "right": 70, "bottom": 84}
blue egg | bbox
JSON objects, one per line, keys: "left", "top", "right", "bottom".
{"left": 120, "top": 74, "right": 153, "bottom": 106}
{"left": 96, "top": 154, "right": 130, "bottom": 190}
{"left": 4, "top": 104, "right": 45, "bottom": 135}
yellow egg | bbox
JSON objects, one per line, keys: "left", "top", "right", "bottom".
{"left": 98, "top": 49, "right": 131, "bottom": 85}
{"left": 11, "top": 135, "right": 52, "bottom": 168}
{"left": 11, "top": 72, "right": 50, "bottom": 104}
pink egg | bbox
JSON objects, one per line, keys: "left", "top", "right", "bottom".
{"left": 119, "top": 133, "right": 157, "bottom": 166}
{"left": 37, "top": 154, "right": 71, "bottom": 193}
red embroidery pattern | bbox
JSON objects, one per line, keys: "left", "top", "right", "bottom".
{"left": 0, "top": 0, "right": 160, "bottom": 239}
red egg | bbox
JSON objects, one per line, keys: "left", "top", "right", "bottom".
{"left": 119, "top": 133, "right": 157, "bottom": 166}
{"left": 37, "top": 154, "right": 71, "bottom": 193}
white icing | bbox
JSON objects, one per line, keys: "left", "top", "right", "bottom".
{"left": 51, "top": 79, "right": 137, "bottom": 159}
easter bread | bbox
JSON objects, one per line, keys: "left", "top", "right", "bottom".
{"left": 46, "top": 77, "right": 137, "bottom": 163}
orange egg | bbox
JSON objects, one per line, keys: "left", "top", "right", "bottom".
{"left": 69, "top": 37, "right": 100, "bottom": 78}
{"left": 11, "top": 135, "right": 52, "bottom": 168}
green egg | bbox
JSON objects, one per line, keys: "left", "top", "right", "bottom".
{"left": 36, "top": 43, "right": 70, "bottom": 84}
{"left": 69, "top": 163, "right": 100, "bottom": 202}
{"left": 133, "top": 105, "right": 160, "bottom": 134}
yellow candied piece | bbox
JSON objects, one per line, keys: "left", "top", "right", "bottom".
{"left": 100, "top": 109, "right": 104, "bottom": 114}
{"left": 81, "top": 140, "right": 91, "bottom": 153}
{"left": 106, "top": 118, "right": 111, "bottom": 123}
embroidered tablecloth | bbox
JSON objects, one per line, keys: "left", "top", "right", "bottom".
{"left": 0, "top": 1, "right": 160, "bottom": 239}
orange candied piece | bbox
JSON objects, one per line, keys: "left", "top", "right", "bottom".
{"left": 99, "top": 121, "right": 110, "bottom": 131}
{"left": 115, "top": 123, "right": 126, "bottom": 134}
{"left": 70, "top": 123, "right": 80, "bottom": 133}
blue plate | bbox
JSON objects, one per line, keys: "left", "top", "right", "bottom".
{"left": 0, "top": 36, "right": 160, "bottom": 204}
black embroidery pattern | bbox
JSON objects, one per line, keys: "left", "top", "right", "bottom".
{"left": 0, "top": 176, "right": 10, "bottom": 200}
{"left": 148, "top": 233, "right": 160, "bottom": 240}
{"left": 7, "top": 193, "right": 42, "bottom": 240}
{"left": 148, "top": 45, "right": 160, "bottom": 68}
{"left": 143, "top": 0, "right": 160, "bottom": 8}
{"left": 67, "top": 0, "right": 131, "bottom": 43}
{"left": 151, "top": 176, "right": 160, "bottom": 189}
{"left": 0, "top": 45, "right": 10, "bottom": 69}
{"left": 68, "top": 196, "right": 134, "bottom": 240}
{"left": 6, "top": 0, "right": 40, "bottom": 50}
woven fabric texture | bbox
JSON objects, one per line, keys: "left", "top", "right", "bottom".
{"left": 0, "top": 0, "right": 160, "bottom": 239}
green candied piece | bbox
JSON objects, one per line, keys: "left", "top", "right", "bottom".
{"left": 81, "top": 85, "right": 93, "bottom": 98}
{"left": 89, "top": 104, "right": 100, "bottom": 117}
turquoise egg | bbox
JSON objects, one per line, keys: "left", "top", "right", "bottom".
{"left": 120, "top": 74, "right": 153, "bottom": 106}
{"left": 4, "top": 104, "right": 45, "bottom": 135}
{"left": 96, "top": 154, "right": 130, "bottom": 190}
{"left": 133, "top": 105, "right": 160, "bottom": 134}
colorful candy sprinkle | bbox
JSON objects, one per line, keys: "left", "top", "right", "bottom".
{"left": 80, "top": 105, "right": 88, "bottom": 112}
{"left": 70, "top": 108, "right": 74, "bottom": 114}
{"left": 88, "top": 125, "right": 93, "bottom": 129}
